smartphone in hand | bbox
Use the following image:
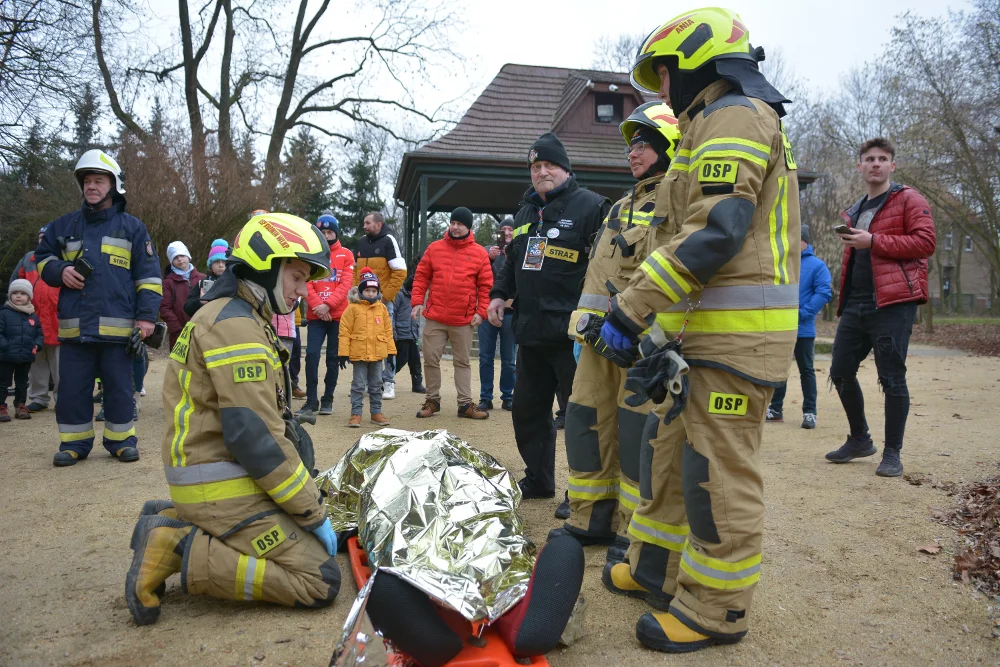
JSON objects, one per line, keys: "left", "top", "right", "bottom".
{"left": 833, "top": 224, "right": 851, "bottom": 235}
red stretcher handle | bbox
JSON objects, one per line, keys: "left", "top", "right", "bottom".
{"left": 345, "top": 537, "right": 549, "bottom": 667}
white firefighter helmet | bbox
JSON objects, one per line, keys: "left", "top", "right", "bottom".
{"left": 74, "top": 149, "right": 126, "bottom": 195}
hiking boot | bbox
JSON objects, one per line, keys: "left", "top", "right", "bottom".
{"left": 292, "top": 386, "right": 307, "bottom": 399}
{"left": 636, "top": 611, "right": 744, "bottom": 653}
{"left": 411, "top": 378, "right": 426, "bottom": 393}
{"left": 370, "top": 413, "right": 391, "bottom": 426}
{"left": 15, "top": 405, "right": 30, "bottom": 419}
{"left": 319, "top": 397, "right": 333, "bottom": 416}
{"left": 115, "top": 446, "right": 140, "bottom": 463}
{"left": 296, "top": 401, "right": 319, "bottom": 417}
{"left": 602, "top": 562, "right": 673, "bottom": 610}
{"left": 553, "top": 414, "right": 565, "bottom": 430}
{"left": 825, "top": 434, "right": 877, "bottom": 463}
{"left": 383, "top": 382, "right": 396, "bottom": 400}
{"left": 876, "top": 447, "right": 903, "bottom": 477}
{"left": 801, "top": 413, "right": 817, "bottom": 429}
{"left": 765, "top": 408, "right": 783, "bottom": 423}
{"left": 554, "top": 491, "right": 570, "bottom": 519}
{"left": 548, "top": 526, "right": 615, "bottom": 547}
{"left": 478, "top": 399, "right": 494, "bottom": 412}
{"left": 26, "top": 401, "right": 48, "bottom": 412}
{"left": 517, "top": 478, "right": 555, "bottom": 500}
{"left": 125, "top": 516, "right": 193, "bottom": 626}
{"left": 416, "top": 399, "right": 440, "bottom": 418}
{"left": 606, "top": 535, "right": 630, "bottom": 566}
{"left": 502, "top": 399, "right": 513, "bottom": 411}
{"left": 493, "top": 533, "right": 584, "bottom": 658}
{"left": 348, "top": 414, "right": 362, "bottom": 428}
{"left": 0, "top": 405, "right": 9, "bottom": 422}
{"left": 53, "top": 450, "right": 82, "bottom": 466}
{"left": 95, "top": 407, "right": 105, "bottom": 421}
{"left": 458, "top": 402, "right": 489, "bottom": 420}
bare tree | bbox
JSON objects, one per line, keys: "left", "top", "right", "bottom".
{"left": 591, "top": 33, "right": 645, "bottom": 73}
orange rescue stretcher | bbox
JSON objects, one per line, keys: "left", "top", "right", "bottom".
{"left": 347, "top": 536, "right": 549, "bottom": 667}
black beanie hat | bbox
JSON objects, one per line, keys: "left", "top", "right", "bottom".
{"left": 801, "top": 224, "right": 812, "bottom": 245}
{"left": 528, "top": 132, "right": 571, "bottom": 173}
{"left": 451, "top": 206, "right": 474, "bottom": 229}
{"left": 631, "top": 126, "right": 671, "bottom": 162}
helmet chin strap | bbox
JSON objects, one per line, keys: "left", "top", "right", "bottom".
{"left": 83, "top": 190, "right": 113, "bottom": 210}
{"left": 268, "top": 260, "right": 294, "bottom": 315}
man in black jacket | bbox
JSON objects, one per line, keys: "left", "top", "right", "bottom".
{"left": 488, "top": 132, "right": 610, "bottom": 501}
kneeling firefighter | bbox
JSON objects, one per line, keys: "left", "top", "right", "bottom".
{"left": 126, "top": 212, "right": 342, "bottom": 625}
{"left": 598, "top": 8, "right": 800, "bottom": 653}
{"left": 549, "top": 102, "right": 680, "bottom": 567}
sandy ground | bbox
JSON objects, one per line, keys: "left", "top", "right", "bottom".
{"left": 2, "top": 348, "right": 1000, "bottom": 666}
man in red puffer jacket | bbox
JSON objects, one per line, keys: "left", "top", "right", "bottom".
{"left": 825, "top": 137, "right": 936, "bottom": 478}
{"left": 410, "top": 207, "right": 493, "bottom": 420}
{"left": 16, "top": 226, "right": 61, "bottom": 413}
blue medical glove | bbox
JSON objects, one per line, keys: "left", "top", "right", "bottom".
{"left": 308, "top": 517, "right": 338, "bottom": 556}
{"left": 573, "top": 341, "right": 582, "bottom": 362}
{"left": 599, "top": 318, "right": 635, "bottom": 352}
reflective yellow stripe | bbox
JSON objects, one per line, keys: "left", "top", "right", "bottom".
{"left": 170, "top": 369, "right": 193, "bottom": 467}
{"left": 567, "top": 476, "right": 619, "bottom": 501}
{"left": 779, "top": 178, "right": 790, "bottom": 284}
{"left": 60, "top": 429, "right": 95, "bottom": 442}
{"left": 98, "top": 325, "right": 133, "bottom": 337}
{"left": 512, "top": 224, "right": 531, "bottom": 239}
{"left": 640, "top": 251, "right": 692, "bottom": 304}
{"left": 103, "top": 426, "right": 136, "bottom": 442}
{"left": 654, "top": 308, "right": 797, "bottom": 334}
{"left": 619, "top": 480, "right": 640, "bottom": 511}
{"left": 769, "top": 176, "right": 790, "bottom": 286}
{"left": 235, "top": 554, "right": 249, "bottom": 600}
{"left": 169, "top": 477, "right": 265, "bottom": 505}
{"left": 137, "top": 283, "right": 163, "bottom": 295}
{"left": 59, "top": 327, "right": 81, "bottom": 338}
{"left": 101, "top": 243, "right": 130, "bottom": 260}
{"left": 641, "top": 263, "right": 680, "bottom": 302}
{"left": 252, "top": 558, "right": 266, "bottom": 600}
{"left": 268, "top": 462, "right": 309, "bottom": 505}
{"left": 679, "top": 540, "right": 761, "bottom": 590}
{"left": 37, "top": 256, "right": 55, "bottom": 272}
{"left": 203, "top": 343, "right": 281, "bottom": 369}
{"left": 628, "top": 513, "right": 689, "bottom": 552}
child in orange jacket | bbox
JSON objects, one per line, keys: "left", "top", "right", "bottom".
{"left": 338, "top": 271, "right": 395, "bottom": 428}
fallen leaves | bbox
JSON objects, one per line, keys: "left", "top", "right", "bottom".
{"left": 918, "top": 544, "right": 942, "bottom": 555}
{"left": 933, "top": 472, "right": 1000, "bottom": 594}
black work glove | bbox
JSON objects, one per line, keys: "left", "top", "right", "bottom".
{"left": 592, "top": 335, "right": 638, "bottom": 368}
{"left": 338, "top": 356, "right": 349, "bottom": 370}
{"left": 125, "top": 327, "right": 145, "bottom": 358}
{"left": 625, "top": 343, "right": 686, "bottom": 407}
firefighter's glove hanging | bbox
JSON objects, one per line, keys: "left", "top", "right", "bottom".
{"left": 624, "top": 324, "right": 690, "bottom": 424}
{"left": 125, "top": 327, "right": 145, "bottom": 358}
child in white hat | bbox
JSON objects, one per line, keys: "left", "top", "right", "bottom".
{"left": 0, "top": 279, "right": 44, "bottom": 421}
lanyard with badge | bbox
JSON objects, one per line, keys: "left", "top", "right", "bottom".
{"left": 522, "top": 209, "right": 547, "bottom": 271}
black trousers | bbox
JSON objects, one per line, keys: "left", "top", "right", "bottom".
{"left": 0, "top": 362, "right": 30, "bottom": 406}
{"left": 394, "top": 339, "right": 423, "bottom": 383}
{"left": 830, "top": 300, "right": 917, "bottom": 450}
{"left": 512, "top": 342, "right": 577, "bottom": 494}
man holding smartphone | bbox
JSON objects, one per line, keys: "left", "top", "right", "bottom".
{"left": 827, "top": 137, "right": 936, "bottom": 477}
{"left": 35, "top": 149, "right": 162, "bottom": 467}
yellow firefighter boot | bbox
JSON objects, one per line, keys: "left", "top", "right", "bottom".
{"left": 636, "top": 611, "right": 744, "bottom": 653}
{"left": 602, "top": 563, "right": 672, "bottom": 610}
{"left": 126, "top": 515, "right": 193, "bottom": 626}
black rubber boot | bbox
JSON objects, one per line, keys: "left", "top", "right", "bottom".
{"left": 606, "top": 535, "right": 629, "bottom": 565}
{"left": 554, "top": 491, "right": 570, "bottom": 519}
{"left": 825, "top": 435, "right": 876, "bottom": 463}
{"left": 876, "top": 447, "right": 903, "bottom": 477}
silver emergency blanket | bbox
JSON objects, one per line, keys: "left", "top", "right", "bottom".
{"left": 317, "top": 428, "right": 535, "bottom": 624}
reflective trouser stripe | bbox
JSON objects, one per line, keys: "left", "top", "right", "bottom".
{"left": 164, "top": 461, "right": 249, "bottom": 485}
{"left": 769, "top": 175, "right": 790, "bottom": 285}
{"left": 103, "top": 420, "right": 135, "bottom": 441}
{"left": 666, "top": 284, "right": 799, "bottom": 312}
{"left": 577, "top": 293, "right": 611, "bottom": 311}
{"left": 654, "top": 308, "right": 798, "bottom": 334}
{"left": 268, "top": 462, "right": 310, "bottom": 505}
{"left": 640, "top": 250, "right": 691, "bottom": 303}
{"left": 169, "top": 477, "right": 266, "bottom": 504}
{"left": 628, "top": 513, "right": 689, "bottom": 552}
{"left": 235, "top": 554, "right": 266, "bottom": 601}
{"left": 98, "top": 317, "right": 135, "bottom": 338}
{"left": 567, "top": 477, "right": 619, "bottom": 501}
{"left": 203, "top": 343, "right": 281, "bottom": 369}
{"left": 59, "top": 422, "right": 95, "bottom": 442}
{"left": 619, "top": 479, "right": 640, "bottom": 511}
{"left": 170, "top": 369, "right": 193, "bottom": 467}
{"left": 679, "top": 540, "right": 761, "bottom": 590}
{"left": 59, "top": 318, "right": 81, "bottom": 338}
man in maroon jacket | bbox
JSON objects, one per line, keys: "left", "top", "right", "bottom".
{"left": 826, "top": 138, "right": 936, "bottom": 477}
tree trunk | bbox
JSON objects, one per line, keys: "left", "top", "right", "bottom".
{"left": 178, "top": 0, "right": 210, "bottom": 208}
{"left": 217, "top": 0, "right": 235, "bottom": 166}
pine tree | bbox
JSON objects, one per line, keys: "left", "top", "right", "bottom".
{"left": 71, "top": 83, "right": 100, "bottom": 154}
{"left": 332, "top": 141, "right": 385, "bottom": 247}
{"left": 273, "top": 128, "right": 335, "bottom": 224}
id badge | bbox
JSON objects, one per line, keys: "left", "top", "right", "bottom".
{"left": 523, "top": 236, "right": 546, "bottom": 271}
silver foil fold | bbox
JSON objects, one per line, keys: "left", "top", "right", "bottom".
{"left": 318, "top": 428, "right": 535, "bottom": 625}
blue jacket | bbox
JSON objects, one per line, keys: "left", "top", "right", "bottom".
{"left": 0, "top": 304, "right": 44, "bottom": 363}
{"left": 35, "top": 200, "right": 163, "bottom": 343}
{"left": 798, "top": 244, "right": 833, "bottom": 338}
{"left": 393, "top": 286, "right": 418, "bottom": 341}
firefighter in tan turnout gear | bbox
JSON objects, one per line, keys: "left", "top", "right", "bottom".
{"left": 125, "top": 213, "right": 341, "bottom": 625}
{"left": 598, "top": 8, "right": 801, "bottom": 653}
{"left": 547, "top": 103, "right": 681, "bottom": 569}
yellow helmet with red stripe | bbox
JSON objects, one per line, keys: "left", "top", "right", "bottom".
{"left": 620, "top": 102, "right": 681, "bottom": 161}
{"left": 231, "top": 212, "right": 331, "bottom": 281}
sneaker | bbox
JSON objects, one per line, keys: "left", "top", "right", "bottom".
{"left": 458, "top": 402, "right": 489, "bottom": 420}
{"left": 416, "top": 399, "right": 440, "bottom": 418}
{"left": 296, "top": 401, "right": 318, "bottom": 417}
{"left": 876, "top": 447, "right": 903, "bottom": 477}
{"left": 26, "top": 401, "right": 48, "bottom": 412}
{"left": 53, "top": 450, "right": 82, "bottom": 466}
{"left": 319, "top": 397, "right": 333, "bottom": 416}
{"left": 517, "top": 477, "right": 555, "bottom": 500}
{"left": 95, "top": 407, "right": 105, "bottom": 422}
{"left": 554, "top": 491, "right": 570, "bottom": 519}
{"left": 383, "top": 382, "right": 396, "bottom": 400}
{"left": 15, "top": 405, "right": 30, "bottom": 420}
{"left": 348, "top": 414, "right": 362, "bottom": 428}
{"left": 478, "top": 399, "right": 494, "bottom": 412}
{"left": 502, "top": 399, "right": 513, "bottom": 411}
{"left": 139, "top": 388, "right": 147, "bottom": 397}
{"left": 766, "top": 408, "right": 783, "bottom": 422}
{"left": 0, "top": 405, "right": 9, "bottom": 422}
{"left": 371, "top": 413, "right": 391, "bottom": 426}
{"left": 801, "top": 413, "right": 817, "bottom": 429}
{"left": 292, "top": 386, "right": 307, "bottom": 399}
{"left": 825, "top": 434, "right": 877, "bottom": 463}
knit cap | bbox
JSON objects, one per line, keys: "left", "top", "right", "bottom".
{"left": 167, "top": 241, "right": 192, "bottom": 264}
{"left": 359, "top": 270, "right": 381, "bottom": 293}
{"left": 528, "top": 132, "right": 571, "bottom": 173}
{"left": 207, "top": 238, "right": 229, "bottom": 266}
{"left": 8, "top": 278, "right": 32, "bottom": 300}
{"left": 801, "top": 224, "right": 812, "bottom": 245}
{"left": 451, "top": 207, "right": 474, "bottom": 229}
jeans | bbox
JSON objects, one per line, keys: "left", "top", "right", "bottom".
{"left": 382, "top": 301, "right": 396, "bottom": 384}
{"left": 769, "top": 338, "right": 816, "bottom": 415}
{"left": 28, "top": 344, "right": 59, "bottom": 406}
{"left": 830, "top": 300, "right": 917, "bottom": 450}
{"left": 305, "top": 320, "right": 340, "bottom": 403}
{"left": 350, "top": 360, "right": 383, "bottom": 415}
{"left": 478, "top": 313, "right": 516, "bottom": 402}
